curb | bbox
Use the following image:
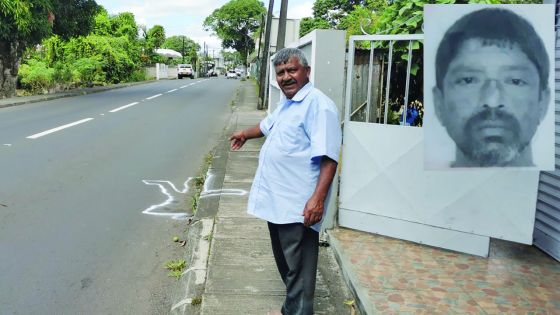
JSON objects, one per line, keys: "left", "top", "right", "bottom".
{"left": 0, "top": 80, "right": 156, "bottom": 109}
{"left": 170, "top": 218, "right": 215, "bottom": 314}
{"left": 169, "top": 82, "right": 242, "bottom": 315}
{"left": 326, "top": 230, "right": 369, "bottom": 315}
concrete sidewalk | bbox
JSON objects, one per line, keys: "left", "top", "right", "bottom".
{"left": 187, "top": 81, "right": 355, "bottom": 314}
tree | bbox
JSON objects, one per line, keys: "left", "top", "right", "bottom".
{"left": 137, "top": 24, "right": 166, "bottom": 64}
{"left": 110, "top": 12, "right": 138, "bottom": 42}
{"left": 299, "top": 0, "right": 387, "bottom": 37}
{"left": 147, "top": 25, "right": 165, "bottom": 50}
{"left": 161, "top": 35, "right": 200, "bottom": 64}
{"left": 93, "top": 8, "right": 111, "bottom": 36}
{"left": 203, "top": 0, "right": 266, "bottom": 67}
{"left": 222, "top": 50, "right": 243, "bottom": 68}
{"left": 299, "top": 17, "right": 331, "bottom": 38}
{"left": 0, "top": 0, "right": 98, "bottom": 98}
{"left": 312, "top": 0, "right": 367, "bottom": 27}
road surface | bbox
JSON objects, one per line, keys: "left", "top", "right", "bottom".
{"left": 0, "top": 77, "right": 239, "bottom": 314}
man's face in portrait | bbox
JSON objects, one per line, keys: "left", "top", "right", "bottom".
{"left": 275, "top": 56, "right": 311, "bottom": 99}
{"left": 433, "top": 38, "right": 550, "bottom": 166}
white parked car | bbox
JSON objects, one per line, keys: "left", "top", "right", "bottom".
{"left": 226, "top": 70, "right": 238, "bottom": 79}
{"left": 177, "top": 64, "right": 193, "bottom": 79}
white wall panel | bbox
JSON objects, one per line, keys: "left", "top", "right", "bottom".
{"left": 339, "top": 122, "right": 540, "bottom": 251}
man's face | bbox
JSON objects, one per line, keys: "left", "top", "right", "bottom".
{"left": 275, "top": 56, "right": 310, "bottom": 99}
{"left": 434, "top": 38, "right": 549, "bottom": 166}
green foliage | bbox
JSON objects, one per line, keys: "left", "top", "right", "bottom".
{"left": 312, "top": 0, "right": 368, "bottom": 27}
{"left": 222, "top": 50, "right": 243, "bottom": 67}
{"left": 18, "top": 59, "right": 55, "bottom": 93}
{"left": 299, "top": 17, "right": 331, "bottom": 38}
{"left": 51, "top": 0, "right": 99, "bottom": 40}
{"left": 0, "top": 0, "right": 98, "bottom": 43}
{"left": 300, "top": 0, "right": 387, "bottom": 37}
{"left": 52, "top": 61, "right": 73, "bottom": 84}
{"left": 165, "top": 259, "right": 186, "bottom": 279}
{"left": 92, "top": 8, "right": 111, "bottom": 36}
{"left": 111, "top": 12, "right": 138, "bottom": 42}
{"left": 191, "top": 296, "right": 202, "bottom": 306}
{"left": 162, "top": 35, "right": 200, "bottom": 64}
{"left": 0, "top": 0, "right": 99, "bottom": 97}
{"left": 203, "top": 0, "right": 266, "bottom": 66}
{"left": 19, "top": 8, "right": 144, "bottom": 92}
{"left": 71, "top": 57, "right": 104, "bottom": 85}
{"left": 129, "top": 69, "right": 147, "bottom": 82}
{"left": 62, "top": 35, "right": 138, "bottom": 83}
{"left": 147, "top": 25, "right": 165, "bottom": 49}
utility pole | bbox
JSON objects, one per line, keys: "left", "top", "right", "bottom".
{"left": 182, "top": 36, "right": 185, "bottom": 63}
{"left": 257, "top": 13, "right": 265, "bottom": 61}
{"left": 276, "top": 0, "right": 288, "bottom": 50}
{"left": 203, "top": 42, "right": 207, "bottom": 77}
{"left": 258, "top": 0, "right": 274, "bottom": 110}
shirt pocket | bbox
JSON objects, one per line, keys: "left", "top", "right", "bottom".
{"left": 276, "top": 119, "right": 309, "bottom": 155}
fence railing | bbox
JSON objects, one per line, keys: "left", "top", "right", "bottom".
{"left": 345, "top": 34, "right": 424, "bottom": 126}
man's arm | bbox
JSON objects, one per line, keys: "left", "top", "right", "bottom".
{"left": 303, "top": 156, "right": 338, "bottom": 227}
{"left": 229, "top": 124, "right": 264, "bottom": 151}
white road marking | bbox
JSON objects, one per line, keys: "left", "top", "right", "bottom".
{"left": 109, "top": 101, "right": 139, "bottom": 113}
{"left": 179, "top": 85, "right": 188, "bottom": 89}
{"left": 3, "top": 144, "right": 11, "bottom": 146}
{"left": 146, "top": 93, "right": 162, "bottom": 100}
{"left": 166, "top": 88, "right": 178, "bottom": 93}
{"left": 26, "top": 118, "right": 94, "bottom": 139}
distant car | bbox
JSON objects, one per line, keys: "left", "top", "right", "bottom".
{"left": 226, "top": 70, "right": 238, "bottom": 79}
{"left": 177, "top": 64, "right": 193, "bottom": 79}
{"left": 207, "top": 69, "right": 218, "bottom": 77}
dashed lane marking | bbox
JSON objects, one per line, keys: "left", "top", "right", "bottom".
{"left": 109, "top": 102, "right": 139, "bottom": 113}
{"left": 146, "top": 93, "right": 162, "bottom": 100}
{"left": 26, "top": 118, "right": 94, "bottom": 139}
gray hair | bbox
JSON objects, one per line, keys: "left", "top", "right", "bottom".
{"left": 272, "top": 48, "right": 309, "bottom": 68}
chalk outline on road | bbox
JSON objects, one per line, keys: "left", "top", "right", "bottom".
{"left": 142, "top": 171, "right": 247, "bottom": 220}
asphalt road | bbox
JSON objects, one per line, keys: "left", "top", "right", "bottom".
{"left": 0, "top": 77, "right": 239, "bottom": 314}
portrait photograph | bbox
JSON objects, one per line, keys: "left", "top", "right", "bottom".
{"left": 423, "top": 4, "right": 555, "bottom": 170}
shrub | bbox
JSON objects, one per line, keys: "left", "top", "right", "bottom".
{"left": 53, "top": 62, "right": 73, "bottom": 87}
{"left": 18, "top": 59, "right": 55, "bottom": 94}
{"left": 129, "top": 69, "right": 147, "bottom": 82}
{"left": 72, "top": 57, "right": 104, "bottom": 86}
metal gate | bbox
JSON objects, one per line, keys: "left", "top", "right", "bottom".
{"left": 534, "top": 0, "right": 560, "bottom": 262}
{"left": 338, "top": 30, "right": 543, "bottom": 257}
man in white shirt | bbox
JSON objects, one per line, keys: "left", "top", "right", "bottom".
{"left": 229, "top": 48, "right": 342, "bottom": 315}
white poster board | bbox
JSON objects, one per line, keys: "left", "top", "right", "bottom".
{"left": 423, "top": 5, "right": 555, "bottom": 170}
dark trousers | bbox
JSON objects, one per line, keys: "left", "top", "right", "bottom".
{"left": 267, "top": 222, "right": 319, "bottom": 315}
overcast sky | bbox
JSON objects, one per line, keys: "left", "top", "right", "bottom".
{"left": 95, "top": 0, "right": 314, "bottom": 52}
